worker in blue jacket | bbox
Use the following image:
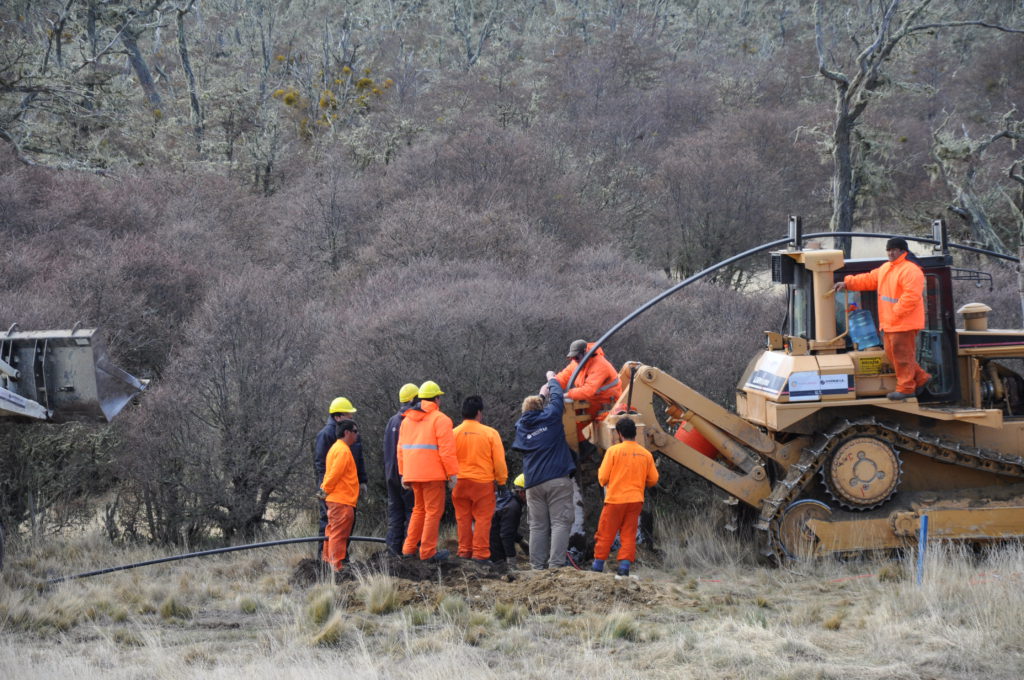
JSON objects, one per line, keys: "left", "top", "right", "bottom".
{"left": 512, "top": 373, "right": 576, "bottom": 569}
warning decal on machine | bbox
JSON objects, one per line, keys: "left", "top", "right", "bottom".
{"left": 857, "top": 356, "right": 883, "bottom": 375}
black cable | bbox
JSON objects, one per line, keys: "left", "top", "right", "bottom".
{"left": 566, "top": 231, "right": 1018, "bottom": 387}
{"left": 46, "top": 535, "right": 385, "bottom": 584}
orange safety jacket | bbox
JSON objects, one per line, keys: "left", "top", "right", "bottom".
{"left": 555, "top": 343, "right": 622, "bottom": 406}
{"left": 843, "top": 252, "right": 925, "bottom": 333}
{"left": 397, "top": 400, "right": 459, "bottom": 482}
{"left": 321, "top": 440, "right": 359, "bottom": 506}
{"left": 598, "top": 440, "right": 659, "bottom": 504}
{"left": 453, "top": 419, "right": 508, "bottom": 484}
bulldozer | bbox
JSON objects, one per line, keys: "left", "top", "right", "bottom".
{"left": 0, "top": 325, "right": 147, "bottom": 569}
{"left": 564, "top": 219, "right": 1024, "bottom": 561}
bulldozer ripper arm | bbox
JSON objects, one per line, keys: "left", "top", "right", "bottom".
{"left": 599, "top": 364, "right": 776, "bottom": 508}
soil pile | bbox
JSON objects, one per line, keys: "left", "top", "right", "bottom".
{"left": 293, "top": 551, "right": 696, "bottom": 615}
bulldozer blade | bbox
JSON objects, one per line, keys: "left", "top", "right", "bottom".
{"left": 0, "top": 327, "right": 147, "bottom": 422}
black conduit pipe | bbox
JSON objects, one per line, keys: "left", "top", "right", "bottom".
{"left": 567, "top": 230, "right": 1019, "bottom": 387}
{"left": 46, "top": 535, "right": 385, "bottom": 585}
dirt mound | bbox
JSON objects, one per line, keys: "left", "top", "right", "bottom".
{"left": 293, "top": 552, "right": 696, "bottom": 616}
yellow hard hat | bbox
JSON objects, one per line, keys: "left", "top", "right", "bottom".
{"left": 398, "top": 383, "right": 419, "bottom": 403}
{"left": 418, "top": 380, "right": 444, "bottom": 399}
{"left": 513, "top": 474, "right": 525, "bottom": 488}
{"left": 329, "top": 397, "right": 357, "bottom": 414}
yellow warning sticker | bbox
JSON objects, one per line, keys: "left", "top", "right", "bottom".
{"left": 858, "top": 357, "right": 883, "bottom": 375}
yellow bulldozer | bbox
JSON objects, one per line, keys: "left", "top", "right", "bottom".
{"left": 565, "top": 219, "right": 1024, "bottom": 561}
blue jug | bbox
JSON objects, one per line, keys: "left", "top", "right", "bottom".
{"left": 848, "top": 305, "right": 881, "bottom": 349}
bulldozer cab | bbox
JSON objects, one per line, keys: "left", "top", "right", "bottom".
{"left": 777, "top": 250, "right": 959, "bottom": 403}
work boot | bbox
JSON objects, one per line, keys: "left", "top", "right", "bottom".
{"left": 616, "top": 560, "right": 631, "bottom": 576}
{"left": 505, "top": 557, "right": 516, "bottom": 569}
{"left": 886, "top": 391, "right": 915, "bottom": 401}
{"left": 591, "top": 559, "right": 605, "bottom": 572}
{"left": 472, "top": 557, "right": 490, "bottom": 565}
{"left": 401, "top": 552, "right": 416, "bottom": 559}
{"left": 425, "top": 549, "right": 450, "bottom": 563}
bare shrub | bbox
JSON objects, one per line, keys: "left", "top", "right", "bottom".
{"left": 114, "top": 267, "right": 325, "bottom": 543}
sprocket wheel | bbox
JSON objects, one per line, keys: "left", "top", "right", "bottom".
{"left": 822, "top": 435, "right": 902, "bottom": 510}
{"left": 775, "top": 499, "right": 832, "bottom": 561}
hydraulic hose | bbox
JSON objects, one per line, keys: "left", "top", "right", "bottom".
{"left": 46, "top": 535, "right": 385, "bottom": 585}
{"left": 566, "top": 230, "right": 1019, "bottom": 387}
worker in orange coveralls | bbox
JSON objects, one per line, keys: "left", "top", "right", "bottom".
{"left": 398, "top": 380, "right": 459, "bottom": 562}
{"left": 591, "top": 417, "right": 658, "bottom": 577}
{"left": 452, "top": 395, "right": 508, "bottom": 563}
{"left": 320, "top": 419, "right": 361, "bottom": 573}
{"left": 555, "top": 339, "right": 622, "bottom": 441}
{"left": 832, "top": 237, "right": 930, "bottom": 400}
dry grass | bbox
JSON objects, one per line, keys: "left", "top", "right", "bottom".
{"left": 2, "top": 521, "right": 1024, "bottom": 679}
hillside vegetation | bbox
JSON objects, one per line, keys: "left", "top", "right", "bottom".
{"left": 2, "top": 0, "right": 1024, "bottom": 547}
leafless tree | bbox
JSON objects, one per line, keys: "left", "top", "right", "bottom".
{"left": 815, "top": 0, "right": 1023, "bottom": 253}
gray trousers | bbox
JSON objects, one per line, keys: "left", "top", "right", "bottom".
{"left": 526, "top": 476, "right": 575, "bottom": 569}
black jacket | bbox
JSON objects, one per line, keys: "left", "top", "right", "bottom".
{"left": 314, "top": 417, "right": 366, "bottom": 483}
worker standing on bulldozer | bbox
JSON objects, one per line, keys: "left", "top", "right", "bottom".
{"left": 320, "top": 419, "right": 361, "bottom": 573}
{"left": 832, "top": 238, "right": 931, "bottom": 400}
{"left": 555, "top": 339, "right": 622, "bottom": 440}
{"left": 591, "top": 417, "right": 659, "bottom": 577}
{"left": 315, "top": 397, "right": 366, "bottom": 546}
{"left": 398, "top": 380, "right": 459, "bottom": 562}
{"left": 382, "top": 383, "right": 420, "bottom": 555}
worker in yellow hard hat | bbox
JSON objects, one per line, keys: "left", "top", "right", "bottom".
{"left": 315, "top": 396, "right": 366, "bottom": 558}
{"left": 382, "top": 383, "right": 419, "bottom": 555}
{"left": 490, "top": 473, "right": 527, "bottom": 568}
{"left": 397, "top": 380, "right": 459, "bottom": 562}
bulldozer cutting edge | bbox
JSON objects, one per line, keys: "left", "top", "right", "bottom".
{"left": 566, "top": 222, "right": 1024, "bottom": 562}
{"left": 0, "top": 326, "right": 147, "bottom": 423}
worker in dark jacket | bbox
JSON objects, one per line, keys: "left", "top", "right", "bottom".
{"left": 315, "top": 397, "right": 366, "bottom": 542}
{"left": 513, "top": 373, "right": 576, "bottom": 569}
{"left": 490, "top": 474, "right": 527, "bottom": 566}
{"left": 382, "top": 383, "right": 419, "bottom": 555}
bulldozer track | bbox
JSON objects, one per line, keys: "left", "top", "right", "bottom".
{"left": 757, "top": 415, "right": 1024, "bottom": 562}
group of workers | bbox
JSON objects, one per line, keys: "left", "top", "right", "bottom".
{"left": 316, "top": 339, "right": 659, "bottom": 578}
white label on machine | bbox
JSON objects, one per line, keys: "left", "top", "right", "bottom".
{"left": 787, "top": 371, "right": 821, "bottom": 401}
{"left": 819, "top": 374, "right": 852, "bottom": 396}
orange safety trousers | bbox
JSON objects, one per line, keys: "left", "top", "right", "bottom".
{"left": 452, "top": 479, "right": 495, "bottom": 559}
{"left": 884, "top": 330, "right": 930, "bottom": 395}
{"left": 323, "top": 502, "right": 355, "bottom": 571}
{"left": 593, "top": 501, "right": 643, "bottom": 562}
{"left": 403, "top": 480, "right": 447, "bottom": 560}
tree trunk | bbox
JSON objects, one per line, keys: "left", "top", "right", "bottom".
{"left": 120, "top": 27, "right": 162, "bottom": 109}
{"left": 177, "top": 6, "right": 204, "bottom": 148}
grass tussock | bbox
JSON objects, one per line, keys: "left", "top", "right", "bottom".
{"left": 310, "top": 612, "right": 355, "bottom": 648}
{"left": 493, "top": 601, "right": 526, "bottom": 627}
{"left": 358, "top": 573, "right": 400, "bottom": 615}
{"left": 158, "top": 596, "right": 192, "bottom": 620}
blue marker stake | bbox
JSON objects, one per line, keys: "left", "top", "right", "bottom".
{"left": 916, "top": 514, "right": 929, "bottom": 586}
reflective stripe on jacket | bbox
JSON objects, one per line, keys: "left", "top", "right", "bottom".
{"left": 322, "top": 440, "right": 359, "bottom": 506}
{"left": 555, "top": 343, "right": 622, "bottom": 405}
{"left": 453, "top": 419, "right": 508, "bottom": 484}
{"left": 598, "top": 440, "right": 659, "bottom": 504}
{"left": 397, "top": 400, "right": 459, "bottom": 482}
{"left": 843, "top": 252, "right": 925, "bottom": 332}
